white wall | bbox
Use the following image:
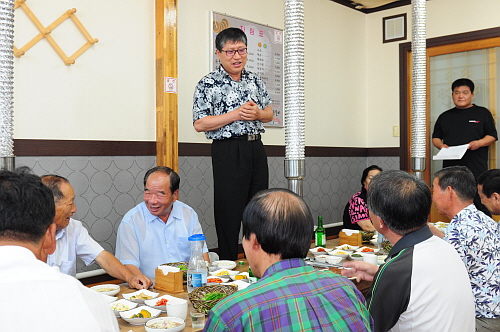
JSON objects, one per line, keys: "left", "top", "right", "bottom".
{"left": 12, "top": 0, "right": 500, "bottom": 147}
{"left": 365, "top": 0, "right": 500, "bottom": 147}
{"left": 177, "top": 0, "right": 286, "bottom": 145}
{"left": 304, "top": 0, "right": 367, "bottom": 147}
{"left": 14, "top": 0, "right": 156, "bottom": 141}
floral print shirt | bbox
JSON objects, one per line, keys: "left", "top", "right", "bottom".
{"left": 192, "top": 66, "right": 271, "bottom": 140}
{"left": 444, "top": 204, "right": 500, "bottom": 318}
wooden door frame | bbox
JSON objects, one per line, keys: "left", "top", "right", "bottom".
{"left": 155, "top": 0, "right": 178, "bottom": 170}
{"left": 399, "top": 27, "right": 500, "bottom": 184}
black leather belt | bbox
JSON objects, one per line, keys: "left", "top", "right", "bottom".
{"left": 232, "top": 134, "right": 261, "bottom": 141}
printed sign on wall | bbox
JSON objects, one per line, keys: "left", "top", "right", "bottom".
{"left": 212, "top": 12, "right": 283, "bottom": 127}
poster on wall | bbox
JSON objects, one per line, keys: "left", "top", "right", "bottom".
{"left": 212, "top": 12, "right": 283, "bottom": 127}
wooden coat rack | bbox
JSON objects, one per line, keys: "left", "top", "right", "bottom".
{"left": 13, "top": 0, "right": 98, "bottom": 65}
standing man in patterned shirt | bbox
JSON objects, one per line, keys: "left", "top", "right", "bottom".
{"left": 204, "top": 188, "right": 373, "bottom": 332}
{"left": 192, "top": 27, "right": 273, "bottom": 260}
{"left": 429, "top": 166, "right": 500, "bottom": 331}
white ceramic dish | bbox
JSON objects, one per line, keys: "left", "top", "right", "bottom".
{"left": 122, "top": 289, "right": 160, "bottom": 304}
{"left": 144, "top": 294, "right": 183, "bottom": 312}
{"left": 213, "top": 260, "right": 237, "bottom": 270}
{"left": 309, "top": 247, "right": 333, "bottom": 256}
{"left": 336, "top": 244, "right": 360, "bottom": 251}
{"left": 145, "top": 317, "right": 185, "bottom": 332}
{"left": 119, "top": 306, "right": 161, "bottom": 325}
{"left": 329, "top": 250, "right": 349, "bottom": 259}
{"left": 315, "top": 254, "right": 329, "bottom": 263}
{"left": 230, "top": 272, "right": 250, "bottom": 281}
{"left": 90, "top": 283, "right": 120, "bottom": 296}
{"left": 349, "top": 252, "right": 364, "bottom": 261}
{"left": 101, "top": 294, "right": 118, "bottom": 303}
{"left": 434, "top": 222, "right": 448, "bottom": 233}
{"left": 209, "top": 269, "right": 239, "bottom": 277}
{"left": 377, "top": 255, "right": 388, "bottom": 265}
{"left": 356, "top": 247, "right": 380, "bottom": 254}
{"left": 370, "top": 239, "right": 378, "bottom": 246}
{"left": 226, "top": 280, "right": 251, "bottom": 291}
{"left": 109, "top": 299, "right": 138, "bottom": 317}
{"left": 325, "top": 255, "right": 342, "bottom": 265}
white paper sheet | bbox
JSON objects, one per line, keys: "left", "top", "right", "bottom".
{"left": 432, "top": 144, "right": 469, "bottom": 160}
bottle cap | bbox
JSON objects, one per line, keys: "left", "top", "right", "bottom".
{"left": 188, "top": 234, "right": 206, "bottom": 241}
{"left": 238, "top": 261, "right": 244, "bottom": 265}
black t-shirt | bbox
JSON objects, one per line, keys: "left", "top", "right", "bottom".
{"left": 432, "top": 104, "right": 497, "bottom": 178}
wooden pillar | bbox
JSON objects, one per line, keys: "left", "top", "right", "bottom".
{"left": 155, "top": 0, "right": 178, "bottom": 170}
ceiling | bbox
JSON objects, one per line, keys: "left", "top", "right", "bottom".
{"left": 331, "top": 0, "right": 411, "bottom": 13}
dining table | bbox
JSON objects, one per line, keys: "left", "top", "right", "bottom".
{"left": 93, "top": 237, "right": 375, "bottom": 331}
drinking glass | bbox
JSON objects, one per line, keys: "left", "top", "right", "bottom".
{"left": 190, "top": 310, "right": 205, "bottom": 329}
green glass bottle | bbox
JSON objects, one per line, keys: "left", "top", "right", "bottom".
{"left": 248, "top": 266, "right": 255, "bottom": 278}
{"left": 315, "top": 216, "right": 326, "bottom": 247}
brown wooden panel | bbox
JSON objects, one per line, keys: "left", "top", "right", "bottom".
{"left": 329, "top": 0, "right": 411, "bottom": 14}
{"left": 14, "top": 139, "right": 401, "bottom": 158}
{"left": 13, "top": 139, "right": 156, "bottom": 156}
{"left": 155, "top": 0, "right": 178, "bottom": 170}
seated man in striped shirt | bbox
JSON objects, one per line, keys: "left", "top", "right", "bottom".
{"left": 204, "top": 188, "right": 372, "bottom": 332}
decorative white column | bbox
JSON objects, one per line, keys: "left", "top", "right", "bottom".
{"left": 0, "top": 0, "right": 15, "bottom": 171}
{"left": 284, "top": 0, "right": 305, "bottom": 196}
{"left": 410, "top": 0, "right": 426, "bottom": 179}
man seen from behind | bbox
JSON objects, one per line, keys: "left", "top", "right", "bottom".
{"left": 343, "top": 170, "right": 475, "bottom": 332}
{"left": 0, "top": 168, "right": 118, "bottom": 332}
{"left": 204, "top": 188, "right": 373, "bottom": 332}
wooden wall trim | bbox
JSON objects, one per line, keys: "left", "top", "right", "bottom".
{"left": 13, "top": 139, "right": 399, "bottom": 158}
{"left": 13, "top": 139, "right": 156, "bottom": 156}
{"left": 330, "top": 0, "right": 411, "bottom": 14}
{"left": 155, "top": 0, "right": 179, "bottom": 170}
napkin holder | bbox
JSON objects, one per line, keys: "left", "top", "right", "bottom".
{"left": 154, "top": 269, "right": 184, "bottom": 294}
{"left": 339, "top": 231, "right": 362, "bottom": 246}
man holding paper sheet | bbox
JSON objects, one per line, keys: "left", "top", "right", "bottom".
{"left": 432, "top": 78, "right": 497, "bottom": 180}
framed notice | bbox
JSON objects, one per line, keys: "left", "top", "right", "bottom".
{"left": 212, "top": 12, "right": 284, "bottom": 127}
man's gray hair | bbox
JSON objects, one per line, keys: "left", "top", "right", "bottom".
{"left": 368, "top": 170, "right": 431, "bottom": 236}
{"left": 434, "top": 166, "right": 476, "bottom": 202}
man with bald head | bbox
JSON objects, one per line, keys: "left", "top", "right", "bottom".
{"left": 204, "top": 188, "right": 372, "bottom": 332}
{"left": 41, "top": 174, "right": 151, "bottom": 289}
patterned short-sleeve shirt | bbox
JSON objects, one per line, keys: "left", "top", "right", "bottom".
{"left": 444, "top": 204, "right": 500, "bottom": 318}
{"left": 192, "top": 66, "right": 272, "bottom": 140}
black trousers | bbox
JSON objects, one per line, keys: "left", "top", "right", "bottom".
{"left": 211, "top": 137, "right": 269, "bottom": 260}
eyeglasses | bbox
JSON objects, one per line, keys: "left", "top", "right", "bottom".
{"left": 220, "top": 48, "right": 248, "bottom": 57}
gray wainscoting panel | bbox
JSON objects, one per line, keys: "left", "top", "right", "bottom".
{"left": 15, "top": 154, "right": 399, "bottom": 274}
{"left": 16, "top": 156, "right": 156, "bottom": 273}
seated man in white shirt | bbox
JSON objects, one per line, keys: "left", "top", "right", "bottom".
{"left": 0, "top": 167, "right": 119, "bottom": 332}
{"left": 41, "top": 175, "right": 151, "bottom": 289}
{"left": 116, "top": 166, "right": 209, "bottom": 280}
